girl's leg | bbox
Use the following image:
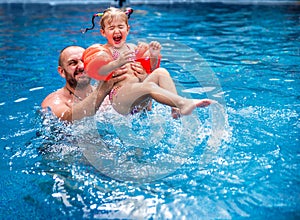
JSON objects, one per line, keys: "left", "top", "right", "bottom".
{"left": 111, "top": 83, "right": 152, "bottom": 115}
{"left": 143, "top": 68, "right": 181, "bottom": 118}
{"left": 112, "top": 82, "right": 212, "bottom": 116}
{"left": 143, "top": 82, "right": 212, "bottom": 115}
{"left": 143, "top": 68, "right": 177, "bottom": 94}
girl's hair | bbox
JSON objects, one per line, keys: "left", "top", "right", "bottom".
{"left": 100, "top": 7, "right": 129, "bottom": 29}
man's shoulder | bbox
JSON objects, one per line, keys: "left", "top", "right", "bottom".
{"left": 41, "top": 88, "right": 65, "bottom": 108}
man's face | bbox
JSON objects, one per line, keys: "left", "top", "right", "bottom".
{"left": 61, "top": 47, "right": 91, "bottom": 88}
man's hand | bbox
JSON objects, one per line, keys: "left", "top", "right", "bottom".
{"left": 96, "top": 66, "right": 127, "bottom": 94}
{"left": 131, "top": 62, "right": 148, "bottom": 82}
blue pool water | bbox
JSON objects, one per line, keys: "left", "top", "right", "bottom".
{"left": 0, "top": 2, "right": 299, "bottom": 219}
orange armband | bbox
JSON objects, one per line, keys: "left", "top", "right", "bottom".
{"left": 136, "top": 55, "right": 161, "bottom": 74}
{"left": 82, "top": 44, "right": 114, "bottom": 81}
{"left": 135, "top": 44, "right": 161, "bottom": 74}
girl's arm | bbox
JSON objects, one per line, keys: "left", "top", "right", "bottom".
{"left": 97, "top": 50, "right": 135, "bottom": 76}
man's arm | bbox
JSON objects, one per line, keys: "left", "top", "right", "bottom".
{"left": 42, "top": 74, "right": 126, "bottom": 122}
{"left": 64, "top": 85, "right": 108, "bottom": 121}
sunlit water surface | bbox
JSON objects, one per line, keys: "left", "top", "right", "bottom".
{"left": 0, "top": 2, "right": 299, "bottom": 219}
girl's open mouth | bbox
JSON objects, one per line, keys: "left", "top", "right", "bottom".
{"left": 113, "top": 35, "right": 122, "bottom": 44}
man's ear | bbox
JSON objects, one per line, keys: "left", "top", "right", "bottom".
{"left": 58, "top": 66, "right": 66, "bottom": 78}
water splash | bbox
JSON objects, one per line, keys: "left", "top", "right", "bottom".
{"left": 76, "top": 38, "right": 231, "bottom": 182}
{"left": 79, "top": 103, "right": 205, "bottom": 183}
{"left": 208, "top": 102, "right": 231, "bottom": 150}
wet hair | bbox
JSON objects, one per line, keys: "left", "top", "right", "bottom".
{"left": 100, "top": 7, "right": 129, "bottom": 30}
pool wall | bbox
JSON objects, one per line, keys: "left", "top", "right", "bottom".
{"left": 0, "top": 0, "right": 297, "bottom": 4}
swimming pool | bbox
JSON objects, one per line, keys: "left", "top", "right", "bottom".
{"left": 1, "top": 2, "right": 299, "bottom": 219}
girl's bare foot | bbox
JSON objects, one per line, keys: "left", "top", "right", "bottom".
{"left": 180, "top": 99, "right": 213, "bottom": 115}
{"left": 195, "top": 99, "right": 213, "bottom": 108}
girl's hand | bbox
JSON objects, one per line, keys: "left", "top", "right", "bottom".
{"left": 149, "top": 41, "right": 161, "bottom": 57}
{"left": 117, "top": 50, "right": 135, "bottom": 67}
{"left": 135, "top": 42, "right": 149, "bottom": 58}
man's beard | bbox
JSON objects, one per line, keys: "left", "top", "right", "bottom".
{"left": 66, "top": 70, "right": 91, "bottom": 89}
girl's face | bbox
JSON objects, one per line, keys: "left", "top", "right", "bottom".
{"left": 101, "top": 15, "right": 130, "bottom": 48}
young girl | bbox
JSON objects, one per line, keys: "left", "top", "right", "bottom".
{"left": 83, "top": 7, "right": 213, "bottom": 116}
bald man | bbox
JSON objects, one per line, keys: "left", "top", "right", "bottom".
{"left": 42, "top": 45, "right": 146, "bottom": 121}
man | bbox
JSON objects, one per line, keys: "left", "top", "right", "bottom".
{"left": 41, "top": 45, "right": 146, "bottom": 121}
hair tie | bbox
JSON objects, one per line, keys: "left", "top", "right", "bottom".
{"left": 82, "top": 8, "right": 133, "bottom": 33}
{"left": 125, "top": 7, "right": 134, "bottom": 18}
{"left": 81, "top": 12, "right": 103, "bottom": 33}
